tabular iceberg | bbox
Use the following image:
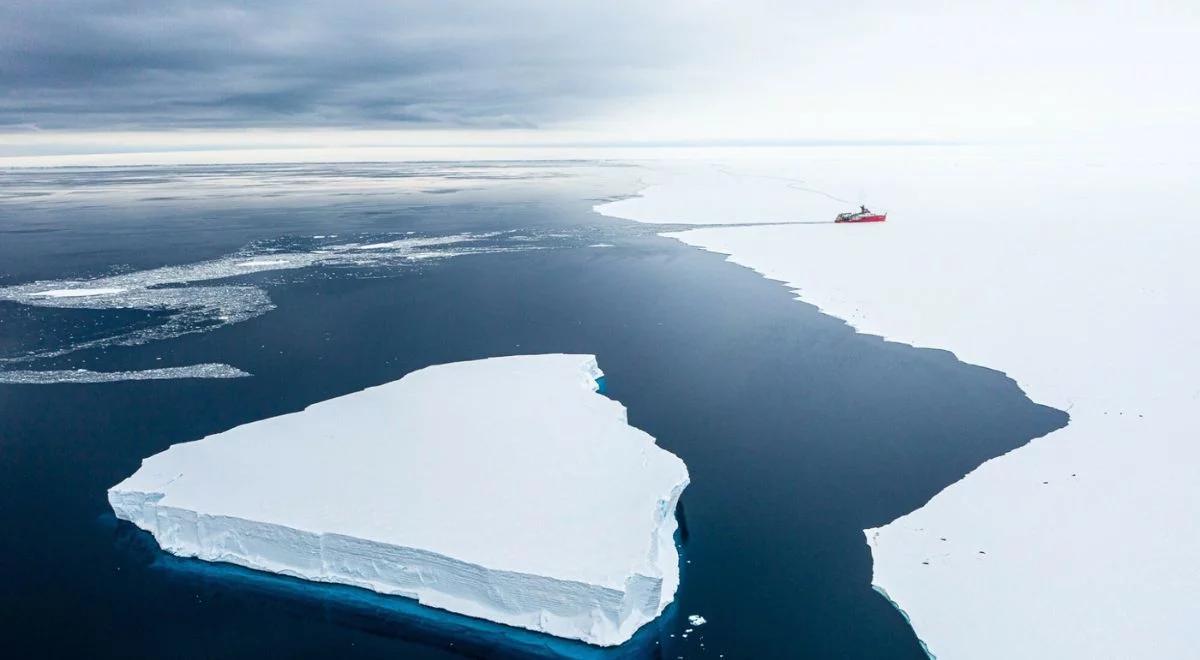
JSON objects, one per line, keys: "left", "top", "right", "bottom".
{"left": 109, "top": 354, "right": 689, "bottom": 646}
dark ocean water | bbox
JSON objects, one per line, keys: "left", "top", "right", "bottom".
{"left": 0, "top": 162, "right": 1067, "bottom": 659}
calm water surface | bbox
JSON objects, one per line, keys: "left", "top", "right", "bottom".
{"left": 0, "top": 163, "right": 1066, "bottom": 658}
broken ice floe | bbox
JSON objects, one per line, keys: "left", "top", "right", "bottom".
{"left": 31, "top": 287, "right": 129, "bottom": 298}
{"left": 0, "top": 231, "right": 558, "bottom": 383}
{"left": 0, "top": 363, "right": 250, "bottom": 384}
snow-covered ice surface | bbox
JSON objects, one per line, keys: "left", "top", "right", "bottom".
{"left": 109, "top": 354, "right": 690, "bottom": 647}
{"left": 598, "top": 160, "right": 852, "bottom": 226}
{"left": 596, "top": 147, "right": 1200, "bottom": 658}
{"left": 0, "top": 363, "right": 249, "bottom": 384}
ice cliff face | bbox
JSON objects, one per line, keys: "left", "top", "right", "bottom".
{"left": 109, "top": 354, "right": 689, "bottom": 646}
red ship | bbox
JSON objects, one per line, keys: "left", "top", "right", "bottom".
{"left": 835, "top": 206, "right": 887, "bottom": 223}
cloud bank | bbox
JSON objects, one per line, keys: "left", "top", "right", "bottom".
{"left": 2, "top": 1, "right": 1197, "bottom": 155}
{"left": 0, "top": 0, "right": 688, "bottom": 130}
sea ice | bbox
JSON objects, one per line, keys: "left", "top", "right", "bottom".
{"left": 597, "top": 160, "right": 850, "bottom": 226}
{"left": 0, "top": 363, "right": 249, "bottom": 384}
{"left": 0, "top": 231, "right": 552, "bottom": 375}
{"left": 596, "top": 146, "right": 1200, "bottom": 658}
{"left": 109, "top": 354, "right": 689, "bottom": 646}
{"left": 235, "top": 259, "right": 291, "bottom": 268}
{"left": 33, "top": 287, "right": 127, "bottom": 298}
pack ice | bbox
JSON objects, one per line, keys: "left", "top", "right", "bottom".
{"left": 109, "top": 354, "right": 689, "bottom": 646}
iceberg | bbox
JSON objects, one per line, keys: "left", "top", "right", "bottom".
{"left": 109, "top": 354, "right": 689, "bottom": 647}
{"left": 596, "top": 147, "right": 1200, "bottom": 657}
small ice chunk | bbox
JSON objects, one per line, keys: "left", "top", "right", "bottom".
{"left": 688, "top": 614, "right": 707, "bottom": 626}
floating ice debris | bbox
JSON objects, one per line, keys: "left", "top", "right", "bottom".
{"left": 110, "top": 355, "right": 689, "bottom": 646}
{"left": 32, "top": 287, "right": 127, "bottom": 298}
{"left": 235, "top": 259, "right": 291, "bottom": 268}
{"left": 688, "top": 614, "right": 707, "bottom": 626}
{"left": 349, "top": 233, "right": 476, "bottom": 251}
{"left": 0, "top": 231, "right": 551, "bottom": 368}
{"left": 0, "top": 363, "right": 250, "bottom": 384}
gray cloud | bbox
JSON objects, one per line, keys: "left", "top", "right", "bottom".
{"left": 6, "top": 1, "right": 1194, "bottom": 149}
{"left": 0, "top": 0, "right": 688, "bottom": 130}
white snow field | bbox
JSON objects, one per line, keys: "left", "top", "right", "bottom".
{"left": 597, "top": 146, "right": 1200, "bottom": 658}
{"left": 110, "top": 354, "right": 689, "bottom": 646}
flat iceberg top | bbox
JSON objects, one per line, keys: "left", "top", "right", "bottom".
{"left": 112, "top": 354, "right": 688, "bottom": 591}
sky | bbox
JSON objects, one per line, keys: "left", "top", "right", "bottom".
{"left": 2, "top": 1, "right": 1197, "bottom": 162}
